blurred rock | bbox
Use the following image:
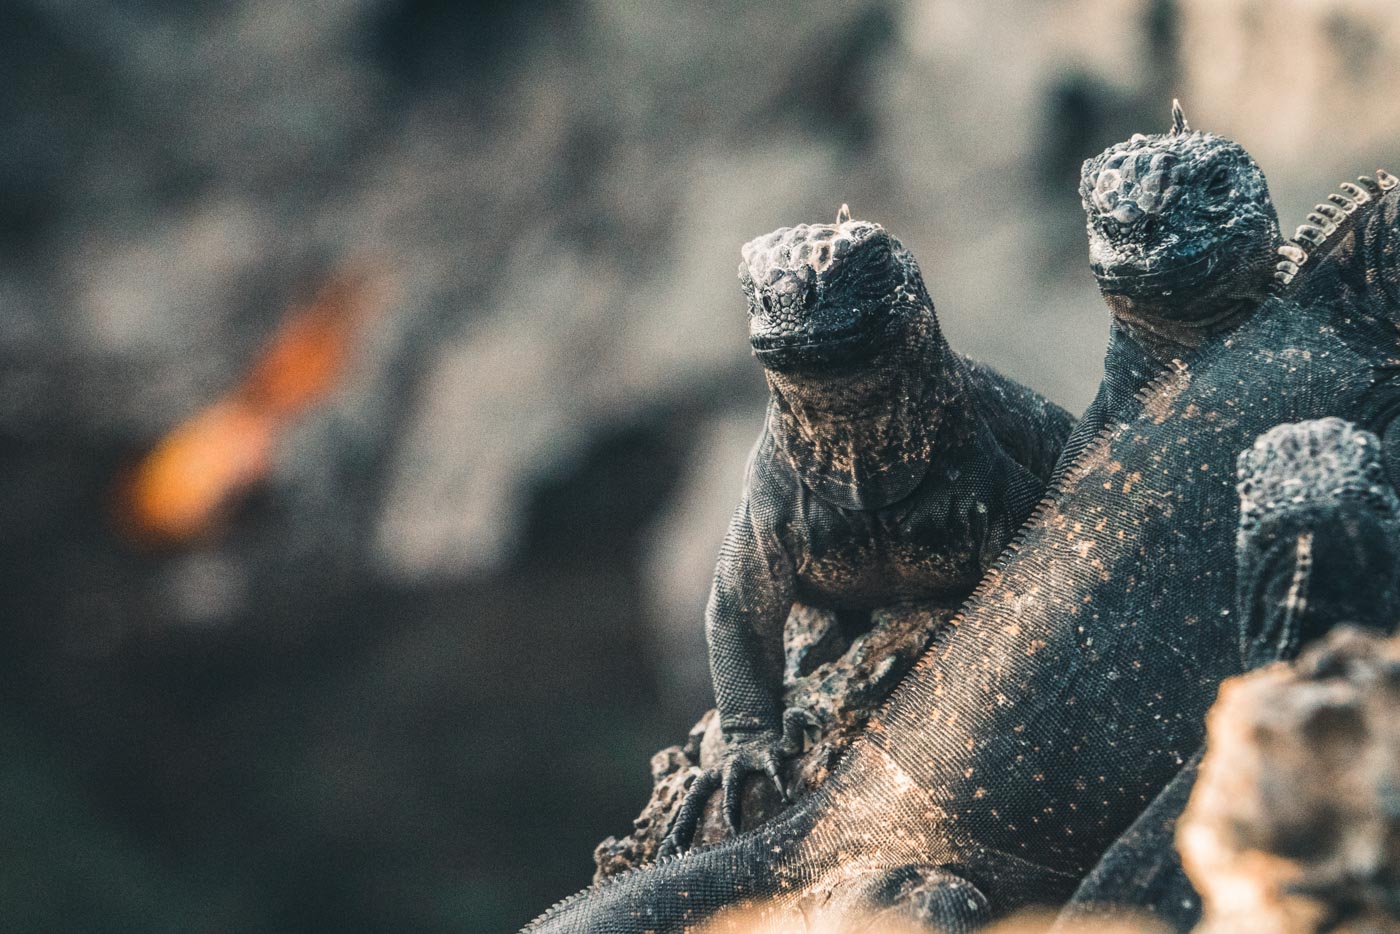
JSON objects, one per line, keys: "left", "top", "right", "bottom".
{"left": 693, "top": 905, "right": 1162, "bottom": 933}
{"left": 1180, "top": 0, "right": 1400, "bottom": 180}
{"left": 1180, "top": 626, "right": 1400, "bottom": 934}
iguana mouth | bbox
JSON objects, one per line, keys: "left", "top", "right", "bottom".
{"left": 1091, "top": 249, "right": 1218, "bottom": 296}
{"left": 749, "top": 311, "right": 885, "bottom": 370}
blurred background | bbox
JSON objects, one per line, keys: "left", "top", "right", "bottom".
{"left": 3, "top": 0, "right": 1398, "bottom": 930}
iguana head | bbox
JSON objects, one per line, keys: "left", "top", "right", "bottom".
{"left": 1080, "top": 101, "right": 1281, "bottom": 346}
{"left": 737, "top": 208, "right": 950, "bottom": 509}
{"left": 738, "top": 206, "right": 929, "bottom": 374}
{"left": 1234, "top": 418, "right": 1400, "bottom": 668}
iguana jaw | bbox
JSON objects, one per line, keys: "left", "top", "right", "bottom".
{"left": 748, "top": 298, "right": 897, "bottom": 372}
{"left": 1090, "top": 248, "right": 1219, "bottom": 297}
{"left": 1088, "top": 228, "right": 1277, "bottom": 338}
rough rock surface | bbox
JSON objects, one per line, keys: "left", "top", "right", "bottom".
{"left": 594, "top": 601, "right": 954, "bottom": 879}
{"left": 1180, "top": 625, "right": 1400, "bottom": 934}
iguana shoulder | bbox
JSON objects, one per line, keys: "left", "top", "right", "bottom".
{"left": 958, "top": 355, "right": 1075, "bottom": 482}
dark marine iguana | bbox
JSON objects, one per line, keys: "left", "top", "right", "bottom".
{"left": 654, "top": 208, "right": 1075, "bottom": 854}
{"left": 1055, "top": 417, "right": 1400, "bottom": 932}
{"left": 522, "top": 109, "right": 1400, "bottom": 932}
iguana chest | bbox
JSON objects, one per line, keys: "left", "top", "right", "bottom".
{"left": 786, "top": 481, "right": 990, "bottom": 610}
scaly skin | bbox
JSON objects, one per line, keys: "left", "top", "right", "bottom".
{"left": 1056, "top": 418, "right": 1400, "bottom": 932}
{"left": 522, "top": 118, "right": 1400, "bottom": 932}
{"left": 659, "top": 211, "right": 1074, "bottom": 852}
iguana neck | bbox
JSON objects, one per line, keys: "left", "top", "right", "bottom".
{"left": 1102, "top": 239, "right": 1282, "bottom": 364}
{"left": 1106, "top": 296, "right": 1260, "bottom": 364}
{"left": 765, "top": 314, "right": 956, "bottom": 511}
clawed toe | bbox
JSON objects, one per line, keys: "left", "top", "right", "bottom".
{"left": 658, "top": 768, "right": 721, "bottom": 857}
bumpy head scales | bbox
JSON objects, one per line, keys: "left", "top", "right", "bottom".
{"left": 737, "top": 210, "right": 925, "bottom": 371}
{"left": 1080, "top": 102, "right": 1279, "bottom": 319}
{"left": 1236, "top": 418, "right": 1398, "bottom": 537}
{"left": 1234, "top": 419, "right": 1400, "bottom": 669}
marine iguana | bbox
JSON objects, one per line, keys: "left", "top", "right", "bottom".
{"left": 1054, "top": 100, "right": 1283, "bottom": 478}
{"left": 1055, "top": 418, "right": 1400, "bottom": 932}
{"left": 522, "top": 112, "right": 1400, "bottom": 932}
{"left": 658, "top": 208, "right": 1075, "bottom": 853}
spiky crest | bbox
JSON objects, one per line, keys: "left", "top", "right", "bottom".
{"left": 1272, "top": 169, "right": 1397, "bottom": 292}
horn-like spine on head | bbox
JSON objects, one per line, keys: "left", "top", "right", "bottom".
{"left": 836, "top": 203, "right": 852, "bottom": 224}
{"left": 1171, "top": 98, "right": 1190, "bottom": 136}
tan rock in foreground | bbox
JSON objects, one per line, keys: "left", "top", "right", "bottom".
{"left": 1180, "top": 626, "right": 1400, "bottom": 934}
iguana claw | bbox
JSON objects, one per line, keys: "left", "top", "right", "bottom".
{"left": 657, "top": 708, "right": 816, "bottom": 857}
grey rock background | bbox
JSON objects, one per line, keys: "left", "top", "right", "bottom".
{"left": 1, "top": 0, "right": 1397, "bottom": 931}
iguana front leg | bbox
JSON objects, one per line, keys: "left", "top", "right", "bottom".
{"left": 659, "top": 495, "right": 800, "bottom": 855}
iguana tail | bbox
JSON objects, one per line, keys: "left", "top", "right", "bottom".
{"left": 522, "top": 760, "right": 1065, "bottom": 933}
{"left": 522, "top": 796, "right": 826, "bottom": 933}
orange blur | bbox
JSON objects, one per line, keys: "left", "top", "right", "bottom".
{"left": 120, "top": 270, "right": 386, "bottom": 544}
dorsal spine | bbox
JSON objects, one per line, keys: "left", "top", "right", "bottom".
{"left": 1274, "top": 169, "right": 1398, "bottom": 292}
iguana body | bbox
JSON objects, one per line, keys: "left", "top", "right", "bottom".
{"left": 661, "top": 213, "right": 1073, "bottom": 849}
{"left": 1057, "top": 417, "right": 1400, "bottom": 932}
{"left": 523, "top": 125, "right": 1400, "bottom": 931}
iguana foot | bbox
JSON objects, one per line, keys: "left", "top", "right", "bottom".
{"left": 657, "top": 708, "right": 815, "bottom": 857}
